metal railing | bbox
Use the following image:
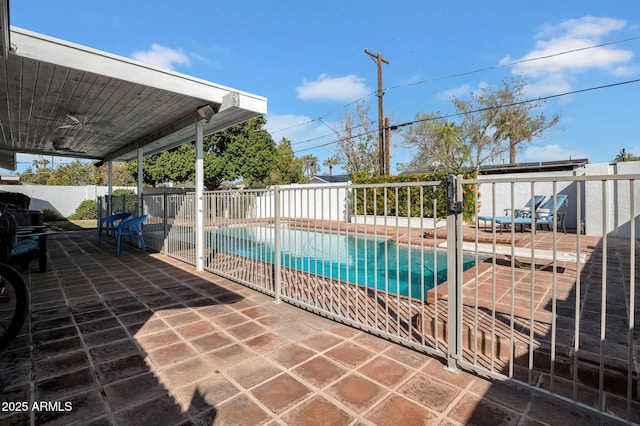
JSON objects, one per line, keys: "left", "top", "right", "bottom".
{"left": 97, "top": 175, "right": 639, "bottom": 424}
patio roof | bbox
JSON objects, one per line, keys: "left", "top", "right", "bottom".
{"left": 0, "top": 0, "right": 266, "bottom": 171}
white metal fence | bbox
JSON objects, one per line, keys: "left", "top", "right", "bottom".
{"left": 99, "top": 174, "right": 639, "bottom": 424}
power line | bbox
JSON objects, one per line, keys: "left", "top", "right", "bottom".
{"left": 292, "top": 78, "right": 640, "bottom": 154}
{"left": 270, "top": 35, "right": 640, "bottom": 137}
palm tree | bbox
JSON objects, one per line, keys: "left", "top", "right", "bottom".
{"left": 323, "top": 156, "right": 339, "bottom": 176}
{"left": 301, "top": 154, "right": 319, "bottom": 177}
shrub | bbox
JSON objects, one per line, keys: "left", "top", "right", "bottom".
{"left": 69, "top": 200, "right": 98, "bottom": 220}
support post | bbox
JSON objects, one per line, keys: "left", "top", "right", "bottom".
{"left": 137, "top": 149, "right": 143, "bottom": 217}
{"left": 273, "top": 186, "right": 282, "bottom": 303}
{"left": 107, "top": 161, "right": 113, "bottom": 216}
{"left": 195, "top": 119, "right": 205, "bottom": 271}
{"left": 445, "top": 174, "right": 463, "bottom": 373}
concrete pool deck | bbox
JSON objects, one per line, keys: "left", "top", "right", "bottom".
{"left": 0, "top": 229, "right": 637, "bottom": 424}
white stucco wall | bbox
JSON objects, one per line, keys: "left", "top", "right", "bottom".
{"left": 477, "top": 162, "right": 640, "bottom": 238}
{"left": 0, "top": 185, "right": 135, "bottom": 217}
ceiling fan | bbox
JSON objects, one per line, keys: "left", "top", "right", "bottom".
{"left": 57, "top": 113, "right": 112, "bottom": 131}
{"left": 51, "top": 138, "right": 86, "bottom": 155}
{"left": 34, "top": 113, "right": 112, "bottom": 131}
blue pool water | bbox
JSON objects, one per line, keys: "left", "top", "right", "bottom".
{"left": 207, "top": 226, "right": 481, "bottom": 299}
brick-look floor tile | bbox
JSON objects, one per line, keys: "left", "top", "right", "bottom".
{"left": 83, "top": 327, "right": 129, "bottom": 348}
{"left": 282, "top": 395, "right": 354, "bottom": 425}
{"left": 421, "top": 358, "right": 474, "bottom": 389}
{"left": 267, "top": 343, "right": 316, "bottom": 369}
{"left": 212, "top": 394, "right": 270, "bottom": 425}
{"left": 159, "top": 357, "right": 214, "bottom": 389}
{"left": 293, "top": 356, "right": 346, "bottom": 389}
{"left": 448, "top": 393, "right": 522, "bottom": 426}
{"left": 191, "top": 332, "right": 233, "bottom": 353}
{"left": 397, "top": 373, "right": 461, "bottom": 412}
{"left": 382, "top": 344, "right": 429, "bottom": 370}
{"left": 130, "top": 318, "right": 167, "bottom": 336}
{"left": 365, "top": 394, "right": 438, "bottom": 425}
{"left": 175, "top": 320, "right": 217, "bottom": 339}
{"left": 95, "top": 354, "right": 149, "bottom": 384}
{"left": 135, "top": 329, "right": 182, "bottom": 351}
{"left": 244, "top": 332, "right": 286, "bottom": 353}
{"left": 226, "top": 357, "right": 283, "bottom": 389}
{"left": 35, "top": 367, "right": 96, "bottom": 401}
{"left": 173, "top": 374, "right": 232, "bottom": 414}
{"left": 226, "top": 321, "right": 267, "bottom": 340}
{"left": 33, "top": 350, "right": 90, "bottom": 381}
{"left": 325, "top": 342, "right": 375, "bottom": 368}
{"left": 205, "top": 344, "right": 256, "bottom": 370}
{"left": 251, "top": 373, "right": 312, "bottom": 413}
{"left": 88, "top": 339, "right": 140, "bottom": 364}
{"left": 326, "top": 374, "right": 385, "bottom": 413}
{"left": 32, "top": 336, "right": 83, "bottom": 360}
{"left": 358, "top": 355, "right": 410, "bottom": 388}
{"left": 147, "top": 342, "right": 197, "bottom": 368}
{"left": 114, "top": 394, "right": 186, "bottom": 426}
{"left": 162, "top": 311, "right": 201, "bottom": 327}
{"left": 103, "top": 372, "right": 168, "bottom": 411}
{"left": 33, "top": 388, "right": 107, "bottom": 425}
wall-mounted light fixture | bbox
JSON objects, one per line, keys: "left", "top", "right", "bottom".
{"left": 197, "top": 105, "right": 214, "bottom": 123}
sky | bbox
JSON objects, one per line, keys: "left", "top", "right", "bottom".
{"left": 3, "top": 0, "right": 640, "bottom": 176}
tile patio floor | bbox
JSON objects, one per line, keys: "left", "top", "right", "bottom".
{"left": 0, "top": 230, "right": 635, "bottom": 425}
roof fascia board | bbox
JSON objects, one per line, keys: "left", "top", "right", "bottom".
{"left": 0, "top": 0, "right": 9, "bottom": 57}
{"left": 9, "top": 26, "right": 267, "bottom": 112}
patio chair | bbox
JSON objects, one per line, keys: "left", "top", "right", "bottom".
{"left": 477, "top": 195, "right": 545, "bottom": 231}
{"left": 115, "top": 214, "right": 148, "bottom": 256}
{"left": 495, "top": 194, "right": 568, "bottom": 233}
{"left": 98, "top": 212, "right": 132, "bottom": 247}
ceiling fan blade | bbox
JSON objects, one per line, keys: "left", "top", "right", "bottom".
{"left": 65, "top": 114, "right": 84, "bottom": 124}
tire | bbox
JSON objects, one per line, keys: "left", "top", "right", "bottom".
{"left": 0, "top": 263, "right": 29, "bottom": 352}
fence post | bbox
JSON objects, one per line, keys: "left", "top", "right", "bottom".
{"left": 273, "top": 186, "right": 282, "bottom": 303}
{"left": 445, "top": 175, "right": 463, "bottom": 373}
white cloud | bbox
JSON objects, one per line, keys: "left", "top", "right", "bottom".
{"left": 520, "top": 143, "right": 586, "bottom": 162}
{"left": 436, "top": 81, "right": 488, "bottom": 100}
{"left": 297, "top": 74, "right": 371, "bottom": 102}
{"left": 502, "top": 16, "right": 635, "bottom": 97}
{"left": 131, "top": 44, "right": 191, "bottom": 70}
{"left": 437, "top": 83, "right": 470, "bottom": 100}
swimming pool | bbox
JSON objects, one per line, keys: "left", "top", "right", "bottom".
{"left": 207, "top": 225, "right": 481, "bottom": 299}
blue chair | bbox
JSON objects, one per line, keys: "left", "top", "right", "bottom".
{"left": 98, "top": 212, "right": 132, "bottom": 247}
{"left": 496, "top": 195, "right": 568, "bottom": 233}
{"left": 477, "top": 195, "right": 545, "bottom": 231}
{"left": 115, "top": 215, "right": 148, "bottom": 256}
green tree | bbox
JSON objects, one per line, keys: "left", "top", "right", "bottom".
{"left": 269, "top": 138, "right": 306, "bottom": 184}
{"left": 331, "top": 101, "right": 379, "bottom": 178}
{"left": 493, "top": 78, "right": 560, "bottom": 164}
{"left": 301, "top": 154, "right": 319, "bottom": 177}
{"left": 322, "top": 156, "right": 339, "bottom": 176}
{"left": 46, "top": 160, "right": 103, "bottom": 186}
{"left": 401, "top": 113, "right": 470, "bottom": 173}
{"left": 126, "top": 117, "right": 277, "bottom": 190}
{"left": 19, "top": 167, "right": 49, "bottom": 185}
{"left": 452, "top": 77, "right": 560, "bottom": 172}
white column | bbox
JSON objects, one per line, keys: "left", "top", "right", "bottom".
{"left": 195, "top": 119, "right": 204, "bottom": 271}
{"left": 137, "top": 148, "right": 143, "bottom": 217}
{"left": 107, "top": 161, "right": 113, "bottom": 216}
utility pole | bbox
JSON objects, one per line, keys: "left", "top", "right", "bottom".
{"left": 364, "top": 49, "right": 389, "bottom": 176}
